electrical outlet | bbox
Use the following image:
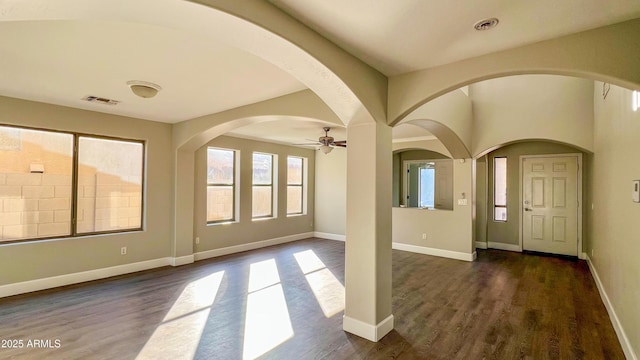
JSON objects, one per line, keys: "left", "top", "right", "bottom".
{"left": 591, "top": 249, "right": 594, "bottom": 258}
{"left": 195, "top": 237, "right": 200, "bottom": 245}
{"left": 121, "top": 246, "right": 127, "bottom": 255}
{"left": 422, "top": 233, "right": 427, "bottom": 240}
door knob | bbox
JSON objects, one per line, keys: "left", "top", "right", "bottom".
{"left": 525, "top": 208, "right": 533, "bottom": 212}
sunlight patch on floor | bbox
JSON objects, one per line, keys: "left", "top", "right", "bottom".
{"left": 242, "top": 259, "right": 293, "bottom": 360}
{"left": 294, "top": 250, "right": 345, "bottom": 318}
{"left": 293, "top": 249, "right": 326, "bottom": 274}
{"left": 248, "top": 258, "right": 281, "bottom": 292}
{"left": 136, "top": 271, "right": 225, "bottom": 360}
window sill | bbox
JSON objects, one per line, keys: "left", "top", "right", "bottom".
{"left": 286, "top": 213, "right": 306, "bottom": 218}
{"left": 252, "top": 217, "right": 276, "bottom": 222}
{"left": 207, "top": 220, "right": 238, "bottom": 226}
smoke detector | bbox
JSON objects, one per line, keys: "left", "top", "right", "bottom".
{"left": 474, "top": 18, "right": 499, "bottom": 31}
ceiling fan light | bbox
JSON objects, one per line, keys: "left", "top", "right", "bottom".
{"left": 127, "top": 80, "right": 162, "bottom": 99}
{"left": 320, "top": 144, "right": 333, "bottom": 154}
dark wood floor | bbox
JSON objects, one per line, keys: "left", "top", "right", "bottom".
{"left": 0, "top": 238, "right": 624, "bottom": 359}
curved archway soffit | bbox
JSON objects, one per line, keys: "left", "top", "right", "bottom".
{"left": 389, "top": 19, "right": 640, "bottom": 126}
{"left": 404, "top": 119, "right": 470, "bottom": 159}
{"left": 2, "top": 0, "right": 384, "bottom": 126}
{"left": 181, "top": 115, "right": 340, "bottom": 153}
{"left": 174, "top": 89, "right": 343, "bottom": 151}
{"left": 474, "top": 138, "right": 593, "bottom": 159}
{"left": 392, "top": 148, "right": 450, "bottom": 159}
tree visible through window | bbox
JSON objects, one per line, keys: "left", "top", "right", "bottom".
{"left": 287, "top": 156, "right": 304, "bottom": 215}
{"left": 207, "top": 148, "right": 236, "bottom": 223}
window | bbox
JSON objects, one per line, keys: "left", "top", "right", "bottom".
{"left": 494, "top": 157, "right": 507, "bottom": 221}
{"left": 252, "top": 152, "right": 274, "bottom": 219}
{"left": 418, "top": 165, "right": 435, "bottom": 208}
{"left": 287, "top": 156, "right": 304, "bottom": 215}
{"left": 0, "top": 124, "right": 144, "bottom": 243}
{"left": 77, "top": 136, "right": 144, "bottom": 234}
{"left": 400, "top": 158, "right": 452, "bottom": 210}
{"left": 207, "top": 148, "right": 236, "bottom": 223}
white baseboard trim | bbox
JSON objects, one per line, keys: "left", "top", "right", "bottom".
{"left": 194, "top": 232, "right": 314, "bottom": 261}
{"left": 487, "top": 241, "right": 521, "bottom": 252}
{"left": 343, "top": 314, "right": 394, "bottom": 342}
{"left": 171, "top": 255, "right": 195, "bottom": 267}
{"left": 392, "top": 242, "right": 475, "bottom": 262}
{"left": 579, "top": 252, "right": 588, "bottom": 260}
{"left": 475, "top": 241, "right": 488, "bottom": 249}
{"left": 314, "top": 232, "right": 346, "bottom": 241}
{"left": 587, "top": 256, "right": 637, "bottom": 360}
{"left": 0, "top": 257, "right": 171, "bottom": 298}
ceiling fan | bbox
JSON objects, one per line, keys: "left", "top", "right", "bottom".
{"left": 297, "top": 127, "right": 346, "bottom": 154}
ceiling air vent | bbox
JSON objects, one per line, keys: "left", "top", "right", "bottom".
{"left": 82, "top": 95, "right": 120, "bottom": 105}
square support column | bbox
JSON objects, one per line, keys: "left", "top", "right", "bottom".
{"left": 173, "top": 149, "right": 196, "bottom": 265}
{"left": 343, "top": 121, "right": 394, "bottom": 341}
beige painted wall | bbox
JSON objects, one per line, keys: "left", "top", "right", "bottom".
{"left": 470, "top": 75, "right": 594, "bottom": 155}
{"left": 484, "top": 141, "right": 588, "bottom": 248}
{"left": 392, "top": 160, "right": 473, "bottom": 255}
{"left": 194, "top": 136, "right": 315, "bottom": 251}
{"left": 0, "top": 96, "right": 173, "bottom": 285}
{"left": 316, "top": 141, "right": 472, "bottom": 256}
{"left": 590, "top": 83, "right": 640, "bottom": 356}
{"left": 314, "top": 147, "right": 346, "bottom": 236}
{"left": 475, "top": 156, "right": 487, "bottom": 244}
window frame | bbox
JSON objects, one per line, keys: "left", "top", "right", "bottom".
{"left": 493, "top": 156, "right": 508, "bottom": 222}
{"left": 0, "top": 123, "right": 145, "bottom": 244}
{"left": 206, "top": 147, "right": 238, "bottom": 224}
{"left": 417, "top": 164, "right": 435, "bottom": 208}
{"left": 251, "top": 152, "right": 275, "bottom": 219}
{"left": 286, "top": 156, "right": 305, "bottom": 216}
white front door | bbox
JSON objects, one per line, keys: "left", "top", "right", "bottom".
{"left": 522, "top": 155, "right": 579, "bottom": 256}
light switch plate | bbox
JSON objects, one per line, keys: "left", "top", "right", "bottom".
{"left": 457, "top": 199, "right": 468, "bottom": 206}
{"left": 633, "top": 180, "right": 640, "bottom": 203}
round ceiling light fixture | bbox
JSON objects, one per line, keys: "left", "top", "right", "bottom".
{"left": 127, "top": 80, "right": 162, "bottom": 99}
{"left": 474, "top": 18, "right": 499, "bottom": 31}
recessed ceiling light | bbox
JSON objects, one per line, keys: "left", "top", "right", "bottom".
{"left": 474, "top": 18, "right": 499, "bottom": 31}
{"left": 127, "top": 80, "right": 162, "bottom": 99}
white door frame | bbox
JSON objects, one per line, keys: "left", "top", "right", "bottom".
{"left": 518, "top": 153, "right": 584, "bottom": 259}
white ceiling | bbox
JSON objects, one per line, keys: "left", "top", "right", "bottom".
{"left": 0, "top": 20, "right": 305, "bottom": 124}
{"left": 270, "top": 0, "right": 640, "bottom": 75}
{"left": 1, "top": 0, "right": 639, "bottom": 145}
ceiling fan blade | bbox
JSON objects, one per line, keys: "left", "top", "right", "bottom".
{"left": 293, "top": 143, "right": 321, "bottom": 145}
{"left": 333, "top": 140, "right": 346, "bottom": 144}
{"left": 333, "top": 143, "right": 347, "bottom": 147}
